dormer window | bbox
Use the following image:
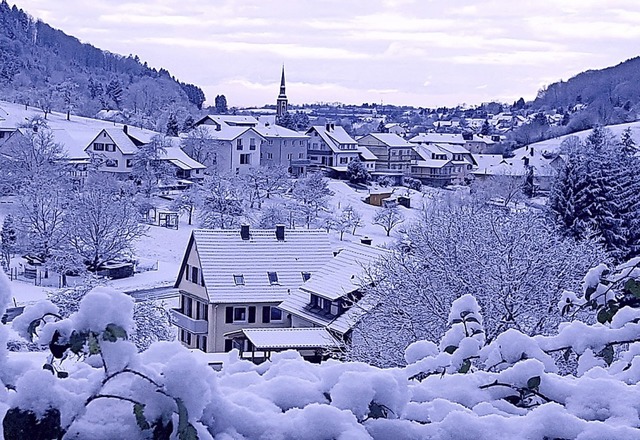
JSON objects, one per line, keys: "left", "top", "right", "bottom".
{"left": 267, "top": 272, "right": 278, "bottom": 285}
{"left": 234, "top": 275, "right": 245, "bottom": 285}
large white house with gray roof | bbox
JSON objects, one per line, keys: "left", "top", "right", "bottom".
{"left": 172, "top": 226, "right": 333, "bottom": 353}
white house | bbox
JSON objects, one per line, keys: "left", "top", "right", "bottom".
{"left": 305, "top": 124, "right": 360, "bottom": 174}
{"left": 171, "top": 226, "right": 333, "bottom": 353}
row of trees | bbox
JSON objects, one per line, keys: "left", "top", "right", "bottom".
{"left": 550, "top": 126, "right": 640, "bottom": 262}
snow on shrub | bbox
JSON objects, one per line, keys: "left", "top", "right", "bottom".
{"left": 2, "top": 257, "right": 640, "bottom": 438}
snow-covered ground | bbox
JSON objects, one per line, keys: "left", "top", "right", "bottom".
{"left": 0, "top": 180, "right": 444, "bottom": 307}
{"left": 527, "top": 120, "right": 640, "bottom": 154}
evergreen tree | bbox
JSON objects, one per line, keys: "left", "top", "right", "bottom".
{"left": 105, "top": 79, "right": 123, "bottom": 109}
{"left": 165, "top": 113, "right": 179, "bottom": 137}
{"left": 620, "top": 127, "right": 636, "bottom": 155}
{"left": 480, "top": 119, "right": 491, "bottom": 135}
{"left": 214, "top": 94, "right": 228, "bottom": 114}
{"left": 346, "top": 158, "right": 370, "bottom": 184}
{"left": 0, "top": 214, "right": 17, "bottom": 269}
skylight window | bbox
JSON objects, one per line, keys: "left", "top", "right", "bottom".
{"left": 233, "top": 275, "right": 245, "bottom": 285}
{"left": 301, "top": 272, "right": 311, "bottom": 282}
{"left": 267, "top": 272, "right": 279, "bottom": 285}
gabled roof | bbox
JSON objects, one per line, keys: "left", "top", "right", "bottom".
{"left": 86, "top": 128, "right": 138, "bottom": 154}
{"left": 279, "top": 242, "right": 390, "bottom": 335}
{"left": 307, "top": 126, "right": 357, "bottom": 153}
{"left": 255, "top": 124, "right": 309, "bottom": 139}
{"left": 195, "top": 115, "right": 259, "bottom": 127}
{"left": 175, "top": 228, "right": 333, "bottom": 303}
{"left": 197, "top": 124, "right": 265, "bottom": 142}
{"left": 361, "top": 133, "right": 412, "bottom": 147}
{"left": 408, "top": 133, "right": 465, "bottom": 145}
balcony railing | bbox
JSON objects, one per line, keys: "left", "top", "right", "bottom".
{"left": 171, "top": 309, "right": 208, "bottom": 334}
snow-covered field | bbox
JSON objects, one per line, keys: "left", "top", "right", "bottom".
{"left": 0, "top": 180, "right": 440, "bottom": 307}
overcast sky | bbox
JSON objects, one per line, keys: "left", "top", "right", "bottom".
{"left": 10, "top": 0, "right": 640, "bottom": 108}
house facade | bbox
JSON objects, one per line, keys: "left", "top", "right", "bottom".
{"left": 305, "top": 124, "right": 360, "bottom": 172}
{"left": 172, "top": 226, "right": 333, "bottom": 353}
{"left": 255, "top": 124, "right": 309, "bottom": 176}
{"left": 357, "top": 133, "right": 413, "bottom": 175}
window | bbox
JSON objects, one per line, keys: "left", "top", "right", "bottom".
{"left": 105, "top": 159, "right": 118, "bottom": 168}
{"left": 196, "top": 301, "right": 208, "bottom": 321}
{"left": 267, "top": 272, "right": 278, "bottom": 285}
{"left": 301, "top": 271, "right": 311, "bottom": 282}
{"left": 191, "top": 266, "right": 199, "bottom": 285}
{"left": 287, "top": 153, "right": 292, "bottom": 160}
{"left": 185, "top": 264, "right": 191, "bottom": 281}
{"left": 233, "top": 307, "right": 247, "bottom": 322}
{"left": 339, "top": 157, "right": 348, "bottom": 164}
{"left": 182, "top": 296, "right": 193, "bottom": 317}
{"left": 298, "top": 153, "right": 304, "bottom": 159}
{"left": 105, "top": 143, "right": 116, "bottom": 152}
{"left": 225, "top": 305, "right": 256, "bottom": 324}
{"left": 234, "top": 274, "right": 245, "bottom": 285}
{"left": 312, "top": 142, "right": 318, "bottom": 149}
{"left": 250, "top": 138, "right": 256, "bottom": 150}
{"left": 262, "top": 306, "right": 283, "bottom": 323}
{"left": 93, "top": 142, "right": 104, "bottom": 151}
{"left": 236, "top": 139, "right": 243, "bottom": 150}
{"left": 267, "top": 153, "right": 273, "bottom": 159}
{"left": 240, "top": 153, "right": 251, "bottom": 165}
{"left": 126, "top": 159, "right": 133, "bottom": 168}
{"left": 197, "top": 335, "right": 207, "bottom": 351}
{"left": 180, "top": 329, "right": 192, "bottom": 345}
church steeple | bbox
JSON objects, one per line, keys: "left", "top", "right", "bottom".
{"left": 276, "top": 65, "right": 288, "bottom": 119}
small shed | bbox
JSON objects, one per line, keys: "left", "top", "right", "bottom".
{"left": 366, "top": 190, "right": 393, "bottom": 207}
{"left": 96, "top": 261, "right": 134, "bottom": 279}
{"left": 158, "top": 211, "right": 179, "bottom": 229}
{"left": 397, "top": 195, "right": 411, "bottom": 208}
{"left": 224, "top": 327, "right": 340, "bottom": 363}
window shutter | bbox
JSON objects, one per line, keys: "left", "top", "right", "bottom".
{"left": 262, "top": 306, "right": 271, "bottom": 324}
{"left": 224, "top": 339, "right": 233, "bottom": 352}
{"left": 225, "top": 306, "right": 233, "bottom": 324}
{"left": 248, "top": 306, "right": 256, "bottom": 323}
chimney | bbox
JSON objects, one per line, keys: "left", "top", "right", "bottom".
{"left": 530, "top": 147, "right": 534, "bottom": 157}
{"left": 123, "top": 125, "right": 128, "bottom": 134}
{"left": 240, "top": 224, "right": 250, "bottom": 240}
{"left": 275, "top": 224, "right": 285, "bottom": 241}
{"left": 523, "top": 157, "right": 530, "bottom": 166}
{"left": 330, "top": 123, "right": 335, "bottom": 130}
{"left": 215, "top": 123, "right": 221, "bottom": 132}
{"left": 325, "top": 123, "right": 331, "bottom": 132}
{"left": 360, "top": 236, "right": 373, "bottom": 246}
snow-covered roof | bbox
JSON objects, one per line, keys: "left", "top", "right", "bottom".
{"left": 409, "top": 133, "right": 465, "bottom": 145}
{"left": 196, "top": 115, "right": 259, "bottom": 127}
{"left": 226, "top": 327, "right": 340, "bottom": 349}
{"left": 197, "top": 124, "right": 265, "bottom": 142}
{"left": 255, "top": 124, "right": 309, "bottom": 139}
{"left": 357, "top": 146, "right": 378, "bottom": 161}
{"left": 307, "top": 126, "right": 357, "bottom": 153}
{"left": 176, "top": 228, "right": 333, "bottom": 304}
{"left": 472, "top": 148, "right": 560, "bottom": 177}
{"left": 362, "top": 133, "right": 412, "bottom": 147}
{"left": 161, "top": 147, "right": 206, "bottom": 170}
{"left": 279, "top": 243, "right": 390, "bottom": 335}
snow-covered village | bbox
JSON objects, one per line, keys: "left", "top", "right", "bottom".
{"left": 2, "top": 1, "right": 640, "bottom": 439}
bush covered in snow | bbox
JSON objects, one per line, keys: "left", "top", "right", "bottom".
{"left": 1, "top": 258, "right": 640, "bottom": 439}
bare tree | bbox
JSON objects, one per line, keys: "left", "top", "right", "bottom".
{"left": 349, "top": 200, "right": 606, "bottom": 367}
{"left": 373, "top": 205, "right": 404, "bottom": 236}
{"left": 65, "top": 174, "right": 148, "bottom": 271}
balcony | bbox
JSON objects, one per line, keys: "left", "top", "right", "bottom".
{"left": 171, "top": 309, "right": 208, "bottom": 334}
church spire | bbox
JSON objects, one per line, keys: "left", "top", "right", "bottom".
{"left": 276, "top": 65, "right": 288, "bottom": 119}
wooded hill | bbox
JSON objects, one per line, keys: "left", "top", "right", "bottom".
{"left": 532, "top": 56, "right": 640, "bottom": 129}
{"left": 0, "top": 0, "right": 205, "bottom": 130}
